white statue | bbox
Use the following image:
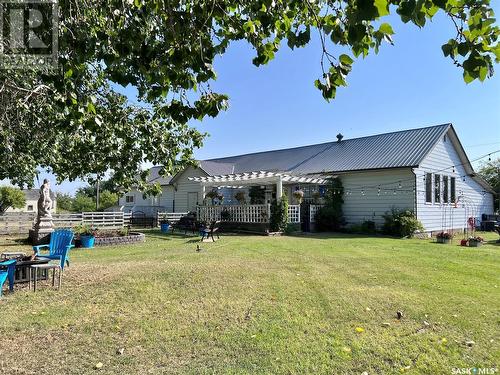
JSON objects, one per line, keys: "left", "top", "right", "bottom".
{"left": 37, "top": 179, "right": 52, "bottom": 218}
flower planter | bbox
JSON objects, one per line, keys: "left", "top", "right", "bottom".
{"left": 80, "top": 235, "right": 95, "bottom": 248}
{"left": 468, "top": 240, "right": 482, "bottom": 247}
{"left": 160, "top": 223, "right": 170, "bottom": 233}
{"left": 436, "top": 237, "right": 452, "bottom": 244}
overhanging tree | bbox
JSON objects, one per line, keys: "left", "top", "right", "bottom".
{"left": 1, "top": 0, "right": 498, "bottom": 193}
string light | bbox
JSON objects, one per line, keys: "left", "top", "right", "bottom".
{"left": 377, "top": 186, "right": 381, "bottom": 196}
{"left": 398, "top": 181, "right": 402, "bottom": 189}
{"left": 361, "top": 189, "right": 365, "bottom": 196}
{"left": 452, "top": 166, "right": 455, "bottom": 173}
{"left": 488, "top": 154, "right": 491, "bottom": 161}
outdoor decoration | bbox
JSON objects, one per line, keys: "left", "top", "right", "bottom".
{"left": 436, "top": 231, "right": 453, "bottom": 244}
{"left": 159, "top": 216, "right": 171, "bottom": 233}
{"left": 234, "top": 191, "right": 246, "bottom": 204}
{"left": 293, "top": 189, "right": 304, "bottom": 204}
{"left": 468, "top": 236, "right": 484, "bottom": 247}
{"left": 75, "top": 224, "right": 98, "bottom": 248}
{"left": 29, "top": 179, "right": 55, "bottom": 244}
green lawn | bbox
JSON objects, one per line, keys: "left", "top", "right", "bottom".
{"left": 0, "top": 231, "right": 499, "bottom": 374}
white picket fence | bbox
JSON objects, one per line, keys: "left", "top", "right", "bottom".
{"left": 196, "top": 204, "right": 301, "bottom": 224}
{"left": 309, "top": 204, "right": 324, "bottom": 223}
{"left": 0, "top": 211, "right": 130, "bottom": 235}
{"left": 288, "top": 205, "right": 300, "bottom": 223}
{"left": 197, "top": 204, "right": 270, "bottom": 223}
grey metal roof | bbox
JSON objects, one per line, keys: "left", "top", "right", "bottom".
{"left": 199, "top": 160, "right": 235, "bottom": 175}
{"left": 148, "top": 124, "right": 453, "bottom": 184}
{"left": 291, "top": 124, "right": 450, "bottom": 174}
{"left": 147, "top": 166, "right": 173, "bottom": 185}
{"left": 207, "top": 124, "right": 450, "bottom": 175}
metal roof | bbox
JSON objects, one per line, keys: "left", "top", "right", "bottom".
{"left": 149, "top": 124, "right": 457, "bottom": 184}
{"left": 291, "top": 124, "right": 450, "bottom": 174}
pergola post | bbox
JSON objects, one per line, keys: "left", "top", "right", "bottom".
{"left": 276, "top": 176, "right": 283, "bottom": 201}
{"left": 200, "top": 184, "right": 206, "bottom": 204}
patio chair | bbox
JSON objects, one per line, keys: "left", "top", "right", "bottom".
{"left": 200, "top": 220, "right": 221, "bottom": 242}
{"left": 0, "top": 259, "right": 16, "bottom": 296}
{"left": 33, "top": 229, "right": 75, "bottom": 270}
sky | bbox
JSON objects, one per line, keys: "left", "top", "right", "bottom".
{"left": 36, "top": 11, "right": 500, "bottom": 194}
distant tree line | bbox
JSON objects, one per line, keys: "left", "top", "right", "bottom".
{"left": 56, "top": 180, "right": 119, "bottom": 212}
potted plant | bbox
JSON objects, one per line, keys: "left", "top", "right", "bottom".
{"left": 468, "top": 236, "right": 484, "bottom": 247}
{"left": 293, "top": 189, "right": 304, "bottom": 204}
{"left": 206, "top": 190, "right": 219, "bottom": 205}
{"left": 159, "top": 215, "right": 170, "bottom": 233}
{"left": 234, "top": 191, "right": 246, "bottom": 204}
{"left": 436, "top": 231, "right": 453, "bottom": 244}
{"left": 75, "top": 224, "right": 98, "bottom": 248}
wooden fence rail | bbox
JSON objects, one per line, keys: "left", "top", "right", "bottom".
{"left": 0, "top": 212, "right": 129, "bottom": 235}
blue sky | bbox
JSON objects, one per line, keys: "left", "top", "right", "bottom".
{"left": 47, "top": 12, "right": 500, "bottom": 194}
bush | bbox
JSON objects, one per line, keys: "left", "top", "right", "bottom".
{"left": 382, "top": 208, "right": 424, "bottom": 237}
{"left": 315, "top": 177, "right": 345, "bottom": 232}
{"left": 285, "top": 223, "right": 300, "bottom": 234}
{"left": 270, "top": 194, "right": 288, "bottom": 232}
{"left": 361, "top": 220, "right": 377, "bottom": 234}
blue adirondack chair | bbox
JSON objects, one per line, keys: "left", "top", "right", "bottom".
{"left": 33, "top": 229, "right": 75, "bottom": 270}
{"left": 0, "top": 259, "right": 16, "bottom": 296}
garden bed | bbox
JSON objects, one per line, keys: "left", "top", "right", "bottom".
{"left": 76, "top": 232, "right": 145, "bottom": 247}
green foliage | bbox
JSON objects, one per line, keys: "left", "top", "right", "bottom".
{"left": 270, "top": 194, "right": 288, "bottom": 232}
{"left": 360, "top": 220, "right": 377, "bottom": 234}
{"left": 72, "top": 193, "right": 95, "bottom": 212}
{"left": 478, "top": 158, "right": 499, "bottom": 211}
{"left": 382, "top": 208, "right": 424, "bottom": 237}
{"left": 1, "top": 0, "right": 497, "bottom": 190}
{"left": 316, "top": 178, "right": 345, "bottom": 231}
{"left": 249, "top": 186, "right": 266, "bottom": 204}
{"left": 0, "top": 186, "right": 26, "bottom": 214}
{"left": 73, "top": 223, "right": 98, "bottom": 237}
{"left": 56, "top": 192, "right": 74, "bottom": 212}
{"left": 285, "top": 223, "right": 301, "bottom": 234}
{"left": 98, "top": 190, "right": 119, "bottom": 211}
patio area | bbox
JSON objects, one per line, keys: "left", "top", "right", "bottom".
{"left": 189, "top": 171, "right": 327, "bottom": 231}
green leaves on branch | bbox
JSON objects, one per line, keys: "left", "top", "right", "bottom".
{"left": 0, "top": 0, "right": 498, "bottom": 190}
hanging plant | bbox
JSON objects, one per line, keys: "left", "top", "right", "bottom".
{"left": 293, "top": 190, "right": 304, "bottom": 204}
{"left": 206, "top": 190, "right": 219, "bottom": 205}
{"left": 235, "top": 191, "right": 246, "bottom": 204}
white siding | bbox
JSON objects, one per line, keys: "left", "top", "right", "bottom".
{"left": 340, "top": 169, "right": 415, "bottom": 227}
{"left": 172, "top": 167, "right": 208, "bottom": 212}
{"left": 415, "top": 131, "right": 494, "bottom": 232}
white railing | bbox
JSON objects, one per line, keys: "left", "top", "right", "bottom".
{"left": 157, "top": 212, "right": 189, "bottom": 224}
{"left": 197, "top": 204, "right": 270, "bottom": 223}
{"left": 309, "top": 204, "right": 324, "bottom": 223}
{"left": 288, "top": 205, "right": 300, "bottom": 223}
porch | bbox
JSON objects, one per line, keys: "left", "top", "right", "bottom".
{"left": 188, "top": 171, "right": 327, "bottom": 232}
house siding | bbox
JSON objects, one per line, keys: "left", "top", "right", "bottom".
{"left": 172, "top": 167, "right": 208, "bottom": 212}
{"left": 415, "top": 131, "right": 494, "bottom": 232}
{"left": 340, "top": 169, "right": 416, "bottom": 227}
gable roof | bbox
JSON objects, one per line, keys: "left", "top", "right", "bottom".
{"left": 23, "top": 189, "right": 56, "bottom": 201}
{"left": 206, "top": 123, "right": 451, "bottom": 175}
{"left": 150, "top": 124, "right": 494, "bottom": 193}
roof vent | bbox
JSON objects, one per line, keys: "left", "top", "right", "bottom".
{"left": 336, "top": 133, "right": 344, "bottom": 142}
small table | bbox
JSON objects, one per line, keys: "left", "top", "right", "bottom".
{"left": 14, "top": 258, "right": 50, "bottom": 284}
{"left": 29, "top": 263, "right": 62, "bottom": 291}
{"left": 1, "top": 252, "right": 26, "bottom": 260}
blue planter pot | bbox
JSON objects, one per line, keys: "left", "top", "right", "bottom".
{"left": 80, "top": 235, "right": 95, "bottom": 248}
{"left": 160, "top": 223, "right": 170, "bottom": 233}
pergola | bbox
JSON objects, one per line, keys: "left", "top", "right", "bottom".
{"left": 188, "top": 171, "right": 327, "bottom": 201}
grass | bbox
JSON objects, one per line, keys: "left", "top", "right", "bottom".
{"left": 0, "top": 231, "right": 499, "bottom": 374}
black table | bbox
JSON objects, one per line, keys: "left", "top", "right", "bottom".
{"left": 14, "top": 258, "right": 50, "bottom": 284}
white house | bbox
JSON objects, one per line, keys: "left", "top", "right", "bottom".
{"left": 5, "top": 189, "right": 57, "bottom": 213}
{"left": 119, "top": 124, "right": 495, "bottom": 232}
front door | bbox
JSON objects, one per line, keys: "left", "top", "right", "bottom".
{"left": 187, "top": 192, "right": 198, "bottom": 213}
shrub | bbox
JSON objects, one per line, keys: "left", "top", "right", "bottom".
{"left": 270, "top": 194, "right": 288, "bottom": 232}
{"left": 285, "top": 223, "right": 300, "bottom": 234}
{"left": 382, "top": 208, "right": 424, "bottom": 237}
{"left": 360, "top": 220, "right": 377, "bottom": 234}
{"left": 315, "top": 177, "right": 345, "bottom": 232}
